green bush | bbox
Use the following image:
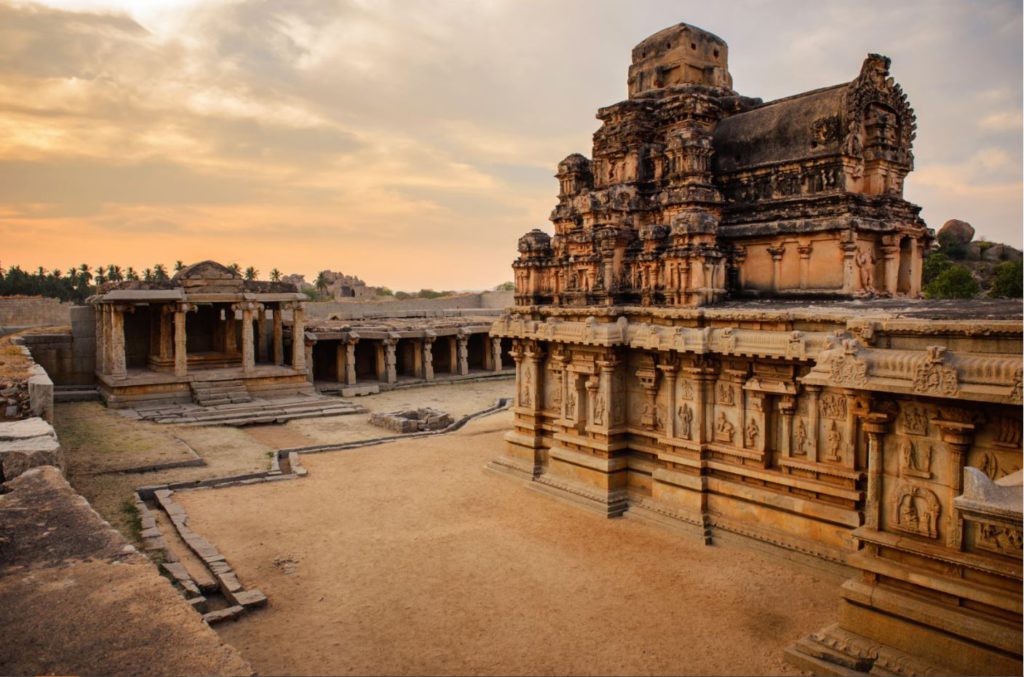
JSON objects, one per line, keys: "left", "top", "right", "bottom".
{"left": 989, "top": 261, "right": 1023, "bottom": 298}
{"left": 921, "top": 252, "right": 952, "bottom": 285}
{"left": 923, "top": 265, "right": 980, "bottom": 299}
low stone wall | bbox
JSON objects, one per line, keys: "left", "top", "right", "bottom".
{"left": 2, "top": 339, "right": 53, "bottom": 423}
{"left": 0, "top": 296, "right": 73, "bottom": 333}
{"left": 0, "top": 417, "right": 63, "bottom": 481}
{"left": 303, "top": 291, "right": 513, "bottom": 320}
{"left": 369, "top": 407, "right": 454, "bottom": 433}
{"left": 17, "top": 306, "right": 96, "bottom": 386}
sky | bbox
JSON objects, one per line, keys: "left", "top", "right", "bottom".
{"left": 0, "top": 0, "right": 1020, "bottom": 290}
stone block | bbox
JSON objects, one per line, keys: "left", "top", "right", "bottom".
{"left": 217, "top": 572, "right": 243, "bottom": 593}
{"left": 0, "top": 418, "right": 56, "bottom": 441}
{"left": 229, "top": 589, "right": 268, "bottom": 609}
{"left": 202, "top": 605, "right": 244, "bottom": 625}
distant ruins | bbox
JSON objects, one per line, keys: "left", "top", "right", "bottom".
{"left": 492, "top": 22, "right": 1022, "bottom": 675}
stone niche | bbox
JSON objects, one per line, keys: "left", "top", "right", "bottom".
{"left": 369, "top": 408, "right": 453, "bottom": 434}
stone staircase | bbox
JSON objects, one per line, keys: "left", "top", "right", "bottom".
{"left": 189, "top": 379, "right": 252, "bottom": 407}
{"left": 134, "top": 395, "right": 365, "bottom": 426}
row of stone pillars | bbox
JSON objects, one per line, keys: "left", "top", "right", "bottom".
{"left": 332, "top": 334, "right": 505, "bottom": 386}
{"left": 94, "top": 301, "right": 307, "bottom": 379}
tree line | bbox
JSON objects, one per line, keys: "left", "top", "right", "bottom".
{"left": 0, "top": 261, "right": 281, "bottom": 303}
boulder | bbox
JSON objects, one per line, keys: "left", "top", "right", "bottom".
{"left": 938, "top": 219, "right": 975, "bottom": 246}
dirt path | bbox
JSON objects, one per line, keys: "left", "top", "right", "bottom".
{"left": 178, "top": 412, "right": 840, "bottom": 676}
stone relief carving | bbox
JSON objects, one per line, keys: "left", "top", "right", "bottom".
{"left": 520, "top": 367, "right": 533, "bottom": 407}
{"left": 566, "top": 389, "right": 577, "bottom": 419}
{"left": 593, "top": 395, "right": 606, "bottom": 425}
{"left": 820, "top": 393, "right": 847, "bottom": 419}
{"left": 794, "top": 419, "right": 810, "bottom": 456}
{"left": 901, "top": 405, "right": 928, "bottom": 436}
{"left": 899, "top": 439, "right": 931, "bottom": 479}
{"left": 994, "top": 417, "right": 1022, "bottom": 448}
{"left": 717, "top": 382, "right": 735, "bottom": 406}
{"left": 827, "top": 340, "right": 869, "bottom": 387}
{"left": 912, "top": 346, "right": 959, "bottom": 396}
{"left": 680, "top": 379, "right": 696, "bottom": 400}
{"left": 678, "top": 403, "right": 693, "bottom": 440}
{"left": 715, "top": 412, "right": 735, "bottom": 443}
{"left": 745, "top": 418, "right": 759, "bottom": 448}
{"left": 1010, "top": 367, "right": 1022, "bottom": 404}
{"left": 976, "top": 523, "right": 1023, "bottom": 558}
{"left": 891, "top": 484, "right": 940, "bottom": 539}
{"left": 824, "top": 420, "right": 842, "bottom": 462}
{"left": 854, "top": 246, "right": 876, "bottom": 292}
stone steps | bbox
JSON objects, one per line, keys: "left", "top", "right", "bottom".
{"left": 189, "top": 379, "right": 252, "bottom": 407}
{"left": 136, "top": 395, "right": 365, "bottom": 427}
{"left": 53, "top": 386, "right": 100, "bottom": 402}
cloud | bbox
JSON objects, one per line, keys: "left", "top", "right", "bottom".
{"left": 0, "top": 0, "right": 1020, "bottom": 289}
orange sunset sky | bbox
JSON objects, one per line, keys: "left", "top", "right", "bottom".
{"left": 0, "top": 0, "right": 1021, "bottom": 290}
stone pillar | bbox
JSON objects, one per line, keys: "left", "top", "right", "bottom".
{"left": 109, "top": 305, "right": 128, "bottom": 379}
{"left": 456, "top": 334, "right": 469, "bottom": 376}
{"left": 291, "top": 303, "right": 305, "bottom": 371}
{"left": 375, "top": 342, "right": 386, "bottom": 382}
{"left": 412, "top": 340, "right": 423, "bottom": 378}
{"left": 523, "top": 341, "right": 544, "bottom": 415}
{"left": 159, "top": 306, "right": 174, "bottom": 360}
{"left": 841, "top": 238, "right": 859, "bottom": 295}
{"left": 492, "top": 337, "right": 503, "bottom": 372}
{"left": 779, "top": 395, "right": 796, "bottom": 458}
{"left": 510, "top": 341, "right": 525, "bottom": 408}
{"left": 345, "top": 337, "right": 358, "bottom": 385}
{"left": 174, "top": 303, "right": 189, "bottom": 377}
{"left": 335, "top": 342, "right": 346, "bottom": 384}
{"left": 224, "top": 304, "right": 237, "bottom": 355}
{"left": 768, "top": 245, "right": 785, "bottom": 293}
{"left": 660, "top": 364, "right": 678, "bottom": 438}
{"left": 384, "top": 335, "right": 398, "bottom": 384}
{"left": 862, "top": 413, "right": 891, "bottom": 530}
{"left": 934, "top": 417, "right": 976, "bottom": 550}
{"left": 257, "top": 306, "right": 268, "bottom": 363}
{"left": 304, "top": 340, "right": 314, "bottom": 383}
{"left": 273, "top": 304, "right": 284, "bottom": 366}
{"left": 423, "top": 335, "right": 435, "bottom": 381}
{"left": 448, "top": 337, "right": 458, "bottom": 375}
{"left": 798, "top": 243, "right": 813, "bottom": 290}
{"left": 237, "top": 302, "right": 256, "bottom": 373}
{"left": 881, "top": 237, "right": 900, "bottom": 296}
{"left": 94, "top": 305, "right": 106, "bottom": 374}
{"left": 806, "top": 385, "right": 821, "bottom": 463}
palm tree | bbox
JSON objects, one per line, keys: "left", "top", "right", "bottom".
{"left": 107, "top": 265, "right": 123, "bottom": 282}
{"left": 270, "top": 268, "right": 281, "bottom": 282}
{"left": 143, "top": 268, "right": 154, "bottom": 282}
{"left": 125, "top": 267, "right": 139, "bottom": 281}
{"left": 153, "top": 263, "right": 169, "bottom": 281}
{"left": 244, "top": 266, "right": 258, "bottom": 281}
{"left": 95, "top": 266, "right": 107, "bottom": 285}
{"left": 77, "top": 263, "right": 92, "bottom": 285}
{"left": 315, "top": 271, "right": 329, "bottom": 299}
{"left": 174, "top": 260, "right": 185, "bottom": 273}
{"left": 66, "top": 267, "right": 78, "bottom": 284}
{"left": 35, "top": 266, "right": 46, "bottom": 279}
{"left": 227, "top": 262, "right": 241, "bottom": 276}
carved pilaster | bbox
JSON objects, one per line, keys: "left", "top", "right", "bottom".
{"left": 384, "top": 333, "right": 399, "bottom": 384}
{"left": 290, "top": 302, "right": 306, "bottom": 372}
{"left": 862, "top": 412, "right": 893, "bottom": 530}
{"left": 933, "top": 413, "right": 977, "bottom": 550}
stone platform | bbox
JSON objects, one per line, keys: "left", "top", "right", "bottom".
{"left": 130, "top": 394, "right": 366, "bottom": 426}
{"left": 0, "top": 466, "right": 252, "bottom": 676}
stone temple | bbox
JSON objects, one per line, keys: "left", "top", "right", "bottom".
{"left": 492, "top": 22, "right": 1022, "bottom": 675}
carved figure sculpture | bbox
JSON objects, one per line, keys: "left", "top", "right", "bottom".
{"left": 679, "top": 404, "right": 693, "bottom": 440}
{"left": 746, "top": 418, "right": 759, "bottom": 448}
{"left": 855, "top": 246, "right": 876, "bottom": 291}
{"left": 794, "top": 419, "right": 809, "bottom": 456}
{"left": 825, "top": 420, "right": 842, "bottom": 461}
{"left": 716, "top": 412, "right": 735, "bottom": 443}
{"left": 594, "top": 395, "right": 606, "bottom": 425}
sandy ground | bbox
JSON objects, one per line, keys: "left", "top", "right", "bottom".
{"left": 178, "top": 411, "right": 840, "bottom": 676}
{"left": 56, "top": 380, "right": 512, "bottom": 543}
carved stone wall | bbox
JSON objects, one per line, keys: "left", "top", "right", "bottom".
{"left": 490, "top": 303, "right": 1023, "bottom": 674}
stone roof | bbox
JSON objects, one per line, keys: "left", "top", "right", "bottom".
{"left": 712, "top": 84, "right": 847, "bottom": 172}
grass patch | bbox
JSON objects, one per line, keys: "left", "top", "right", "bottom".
{"left": 121, "top": 497, "right": 142, "bottom": 543}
